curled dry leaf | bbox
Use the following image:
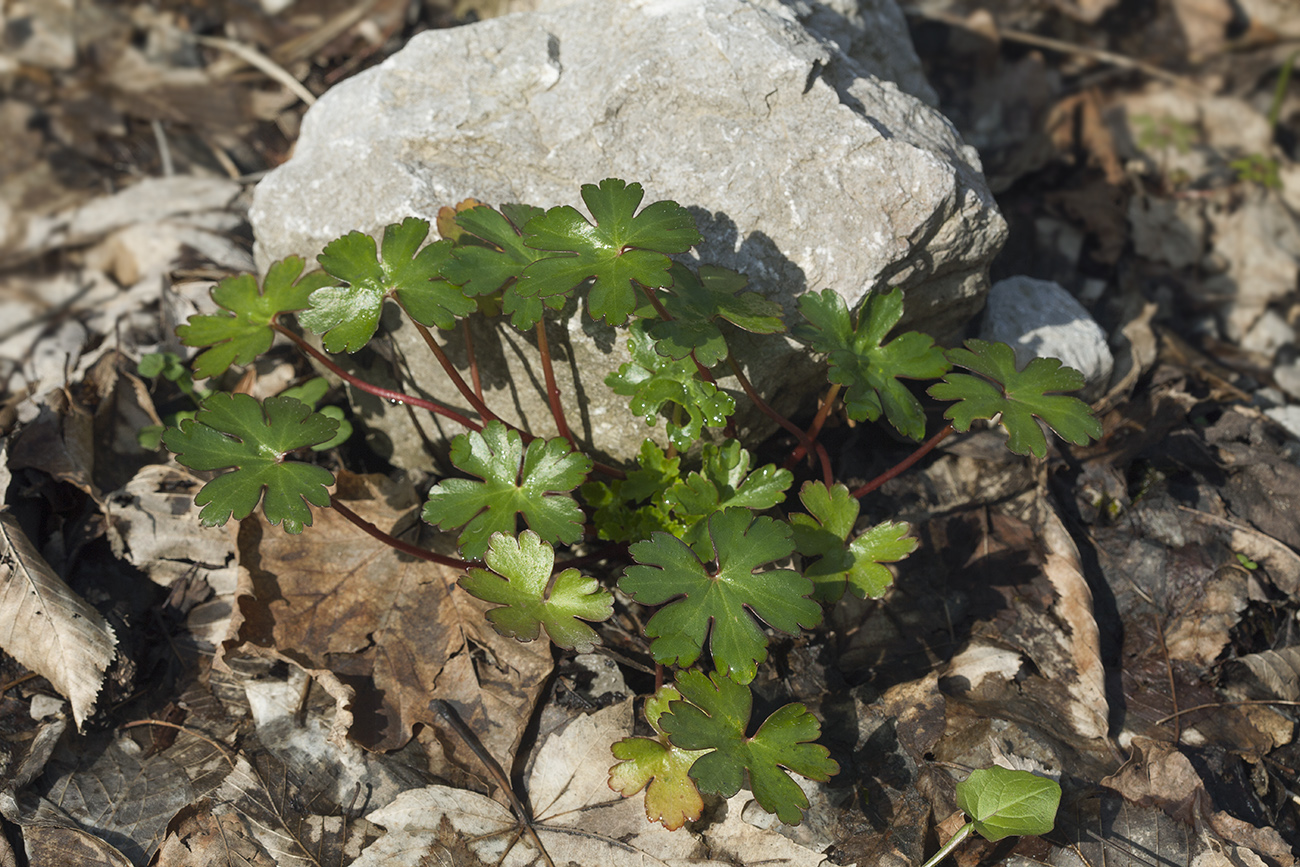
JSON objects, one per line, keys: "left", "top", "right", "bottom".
{"left": 0, "top": 511, "right": 116, "bottom": 729}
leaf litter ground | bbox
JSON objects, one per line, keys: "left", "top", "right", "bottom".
{"left": 2, "top": 0, "right": 1300, "bottom": 865}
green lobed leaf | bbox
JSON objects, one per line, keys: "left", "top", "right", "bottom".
{"left": 422, "top": 421, "right": 593, "bottom": 560}
{"left": 608, "top": 685, "right": 710, "bottom": 830}
{"left": 279, "top": 378, "right": 352, "bottom": 450}
{"left": 789, "top": 481, "right": 916, "bottom": 603}
{"left": 440, "top": 204, "right": 559, "bottom": 330}
{"left": 518, "top": 179, "right": 702, "bottom": 327}
{"left": 657, "top": 669, "right": 839, "bottom": 825}
{"left": 648, "top": 263, "right": 785, "bottom": 366}
{"left": 177, "top": 257, "right": 333, "bottom": 380}
{"left": 793, "top": 288, "right": 950, "bottom": 441}
{"left": 620, "top": 508, "right": 821, "bottom": 684}
{"left": 607, "top": 319, "right": 736, "bottom": 451}
{"left": 956, "top": 766, "right": 1062, "bottom": 842}
{"left": 301, "top": 217, "right": 475, "bottom": 352}
{"left": 583, "top": 440, "right": 686, "bottom": 544}
{"left": 927, "top": 339, "right": 1103, "bottom": 458}
{"left": 459, "top": 530, "right": 612, "bottom": 652}
{"left": 161, "top": 393, "right": 338, "bottom": 534}
{"left": 664, "top": 440, "right": 793, "bottom": 554}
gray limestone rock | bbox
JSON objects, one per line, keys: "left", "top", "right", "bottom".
{"left": 979, "top": 276, "right": 1114, "bottom": 402}
{"left": 250, "top": 0, "right": 1005, "bottom": 469}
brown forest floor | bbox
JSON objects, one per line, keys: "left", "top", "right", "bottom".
{"left": 1, "top": 0, "right": 1299, "bottom": 865}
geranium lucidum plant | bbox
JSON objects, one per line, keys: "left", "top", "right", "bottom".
{"left": 163, "top": 178, "right": 1093, "bottom": 830}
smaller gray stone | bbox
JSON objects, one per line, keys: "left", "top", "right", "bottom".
{"left": 1265, "top": 405, "right": 1300, "bottom": 443}
{"left": 1275, "top": 359, "right": 1300, "bottom": 403}
{"left": 1240, "top": 309, "right": 1296, "bottom": 358}
{"left": 979, "top": 276, "right": 1114, "bottom": 402}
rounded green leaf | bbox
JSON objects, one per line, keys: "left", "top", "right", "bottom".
{"left": 956, "top": 766, "right": 1062, "bottom": 842}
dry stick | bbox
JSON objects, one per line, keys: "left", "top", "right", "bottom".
{"left": 1155, "top": 699, "right": 1300, "bottom": 726}
{"left": 330, "top": 497, "right": 471, "bottom": 570}
{"left": 535, "top": 319, "right": 574, "bottom": 444}
{"left": 273, "top": 323, "right": 482, "bottom": 431}
{"left": 850, "top": 422, "right": 954, "bottom": 499}
{"left": 783, "top": 382, "right": 841, "bottom": 471}
{"left": 1155, "top": 614, "right": 1180, "bottom": 743}
{"left": 727, "top": 354, "right": 834, "bottom": 487}
{"left": 429, "top": 699, "right": 557, "bottom": 867}
{"left": 463, "top": 318, "right": 484, "bottom": 402}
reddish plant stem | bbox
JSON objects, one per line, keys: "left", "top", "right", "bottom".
{"left": 463, "top": 318, "right": 484, "bottom": 402}
{"left": 535, "top": 319, "right": 574, "bottom": 444}
{"left": 727, "top": 354, "right": 833, "bottom": 487}
{"left": 408, "top": 317, "right": 498, "bottom": 423}
{"left": 330, "top": 496, "right": 472, "bottom": 570}
{"left": 783, "top": 382, "right": 841, "bottom": 470}
{"left": 273, "top": 323, "right": 482, "bottom": 431}
{"left": 850, "top": 422, "right": 954, "bottom": 499}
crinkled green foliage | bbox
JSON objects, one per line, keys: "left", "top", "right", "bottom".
{"left": 279, "top": 377, "right": 352, "bottom": 451}
{"left": 789, "top": 481, "right": 916, "bottom": 603}
{"left": 459, "top": 530, "right": 613, "bottom": 653}
{"left": 620, "top": 508, "right": 820, "bottom": 684}
{"left": 440, "top": 204, "right": 556, "bottom": 330}
{"left": 665, "top": 440, "right": 793, "bottom": 554}
{"left": 178, "top": 256, "right": 333, "bottom": 380}
{"left": 956, "top": 766, "right": 1062, "bottom": 842}
{"left": 162, "top": 393, "right": 337, "bottom": 534}
{"left": 422, "top": 421, "right": 592, "bottom": 560}
{"left": 583, "top": 440, "right": 685, "bottom": 543}
{"left": 608, "top": 686, "right": 710, "bottom": 831}
{"left": 518, "top": 179, "right": 701, "bottom": 326}
{"left": 794, "top": 287, "right": 950, "bottom": 441}
{"left": 657, "top": 669, "right": 838, "bottom": 825}
{"left": 607, "top": 319, "right": 735, "bottom": 451}
{"left": 928, "top": 339, "right": 1103, "bottom": 458}
{"left": 302, "top": 217, "right": 475, "bottom": 352}
{"left": 648, "top": 263, "right": 784, "bottom": 366}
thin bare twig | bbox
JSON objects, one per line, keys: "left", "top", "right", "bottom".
{"left": 850, "top": 423, "right": 954, "bottom": 499}
{"left": 194, "top": 34, "right": 318, "bottom": 106}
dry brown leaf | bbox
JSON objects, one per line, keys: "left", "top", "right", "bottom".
{"left": 0, "top": 510, "right": 116, "bottom": 728}
{"left": 152, "top": 801, "right": 278, "bottom": 867}
{"left": 223, "top": 475, "right": 552, "bottom": 766}
{"left": 1225, "top": 647, "right": 1300, "bottom": 701}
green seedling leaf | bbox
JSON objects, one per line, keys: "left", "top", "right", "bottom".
{"left": 607, "top": 319, "right": 735, "bottom": 451}
{"left": 609, "top": 686, "right": 710, "bottom": 830}
{"left": 649, "top": 263, "right": 785, "bottom": 366}
{"left": 162, "top": 393, "right": 338, "bottom": 534}
{"left": 665, "top": 440, "right": 793, "bottom": 553}
{"left": 519, "top": 179, "right": 701, "bottom": 326}
{"left": 928, "top": 339, "right": 1103, "bottom": 458}
{"left": 302, "top": 217, "right": 475, "bottom": 352}
{"left": 658, "top": 669, "right": 839, "bottom": 825}
{"left": 177, "top": 257, "right": 333, "bottom": 380}
{"left": 794, "top": 287, "right": 949, "bottom": 441}
{"left": 422, "top": 421, "right": 592, "bottom": 560}
{"left": 583, "top": 440, "right": 685, "bottom": 543}
{"left": 620, "top": 508, "right": 821, "bottom": 684}
{"left": 789, "top": 481, "right": 916, "bottom": 603}
{"left": 280, "top": 378, "right": 352, "bottom": 450}
{"left": 956, "top": 766, "right": 1061, "bottom": 842}
{"left": 459, "top": 530, "right": 613, "bottom": 652}
{"left": 441, "top": 204, "right": 558, "bottom": 330}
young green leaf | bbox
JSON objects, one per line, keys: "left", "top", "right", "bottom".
{"left": 648, "top": 263, "right": 785, "bottom": 366}
{"left": 788, "top": 481, "right": 916, "bottom": 603}
{"left": 956, "top": 766, "right": 1061, "bottom": 842}
{"left": 459, "top": 530, "right": 613, "bottom": 652}
{"left": 608, "top": 685, "right": 710, "bottom": 830}
{"left": 518, "top": 179, "right": 701, "bottom": 326}
{"left": 422, "top": 421, "right": 593, "bottom": 560}
{"left": 440, "top": 204, "right": 559, "bottom": 330}
{"left": 620, "top": 508, "right": 821, "bottom": 684}
{"left": 582, "top": 440, "right": 686, "bottom": 543}
{"left": 607, "top": 319, "right": 736, "bottom": 451}
{"left": 162, "top": 394, "right": 338, "bottom": 534}
{"left": 177, "top": 257, "right": 333, "bottom": 380}
{"left": 657, "top": 669, "right": 839, "bottom": 825}
{"left": 664, "top": 440, "right": 793, "bottom": 553}
{"left": 279, "top": 378, "right": 353, "bottom": 451}
{"left": 927, "top": 339, "right": 1103, "bottom": 458}
{"left": 793, "top": 287, "right": 949, "bottom": 441}
{"left": 301, "top": 217, "right": 475, "bottom": 352}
